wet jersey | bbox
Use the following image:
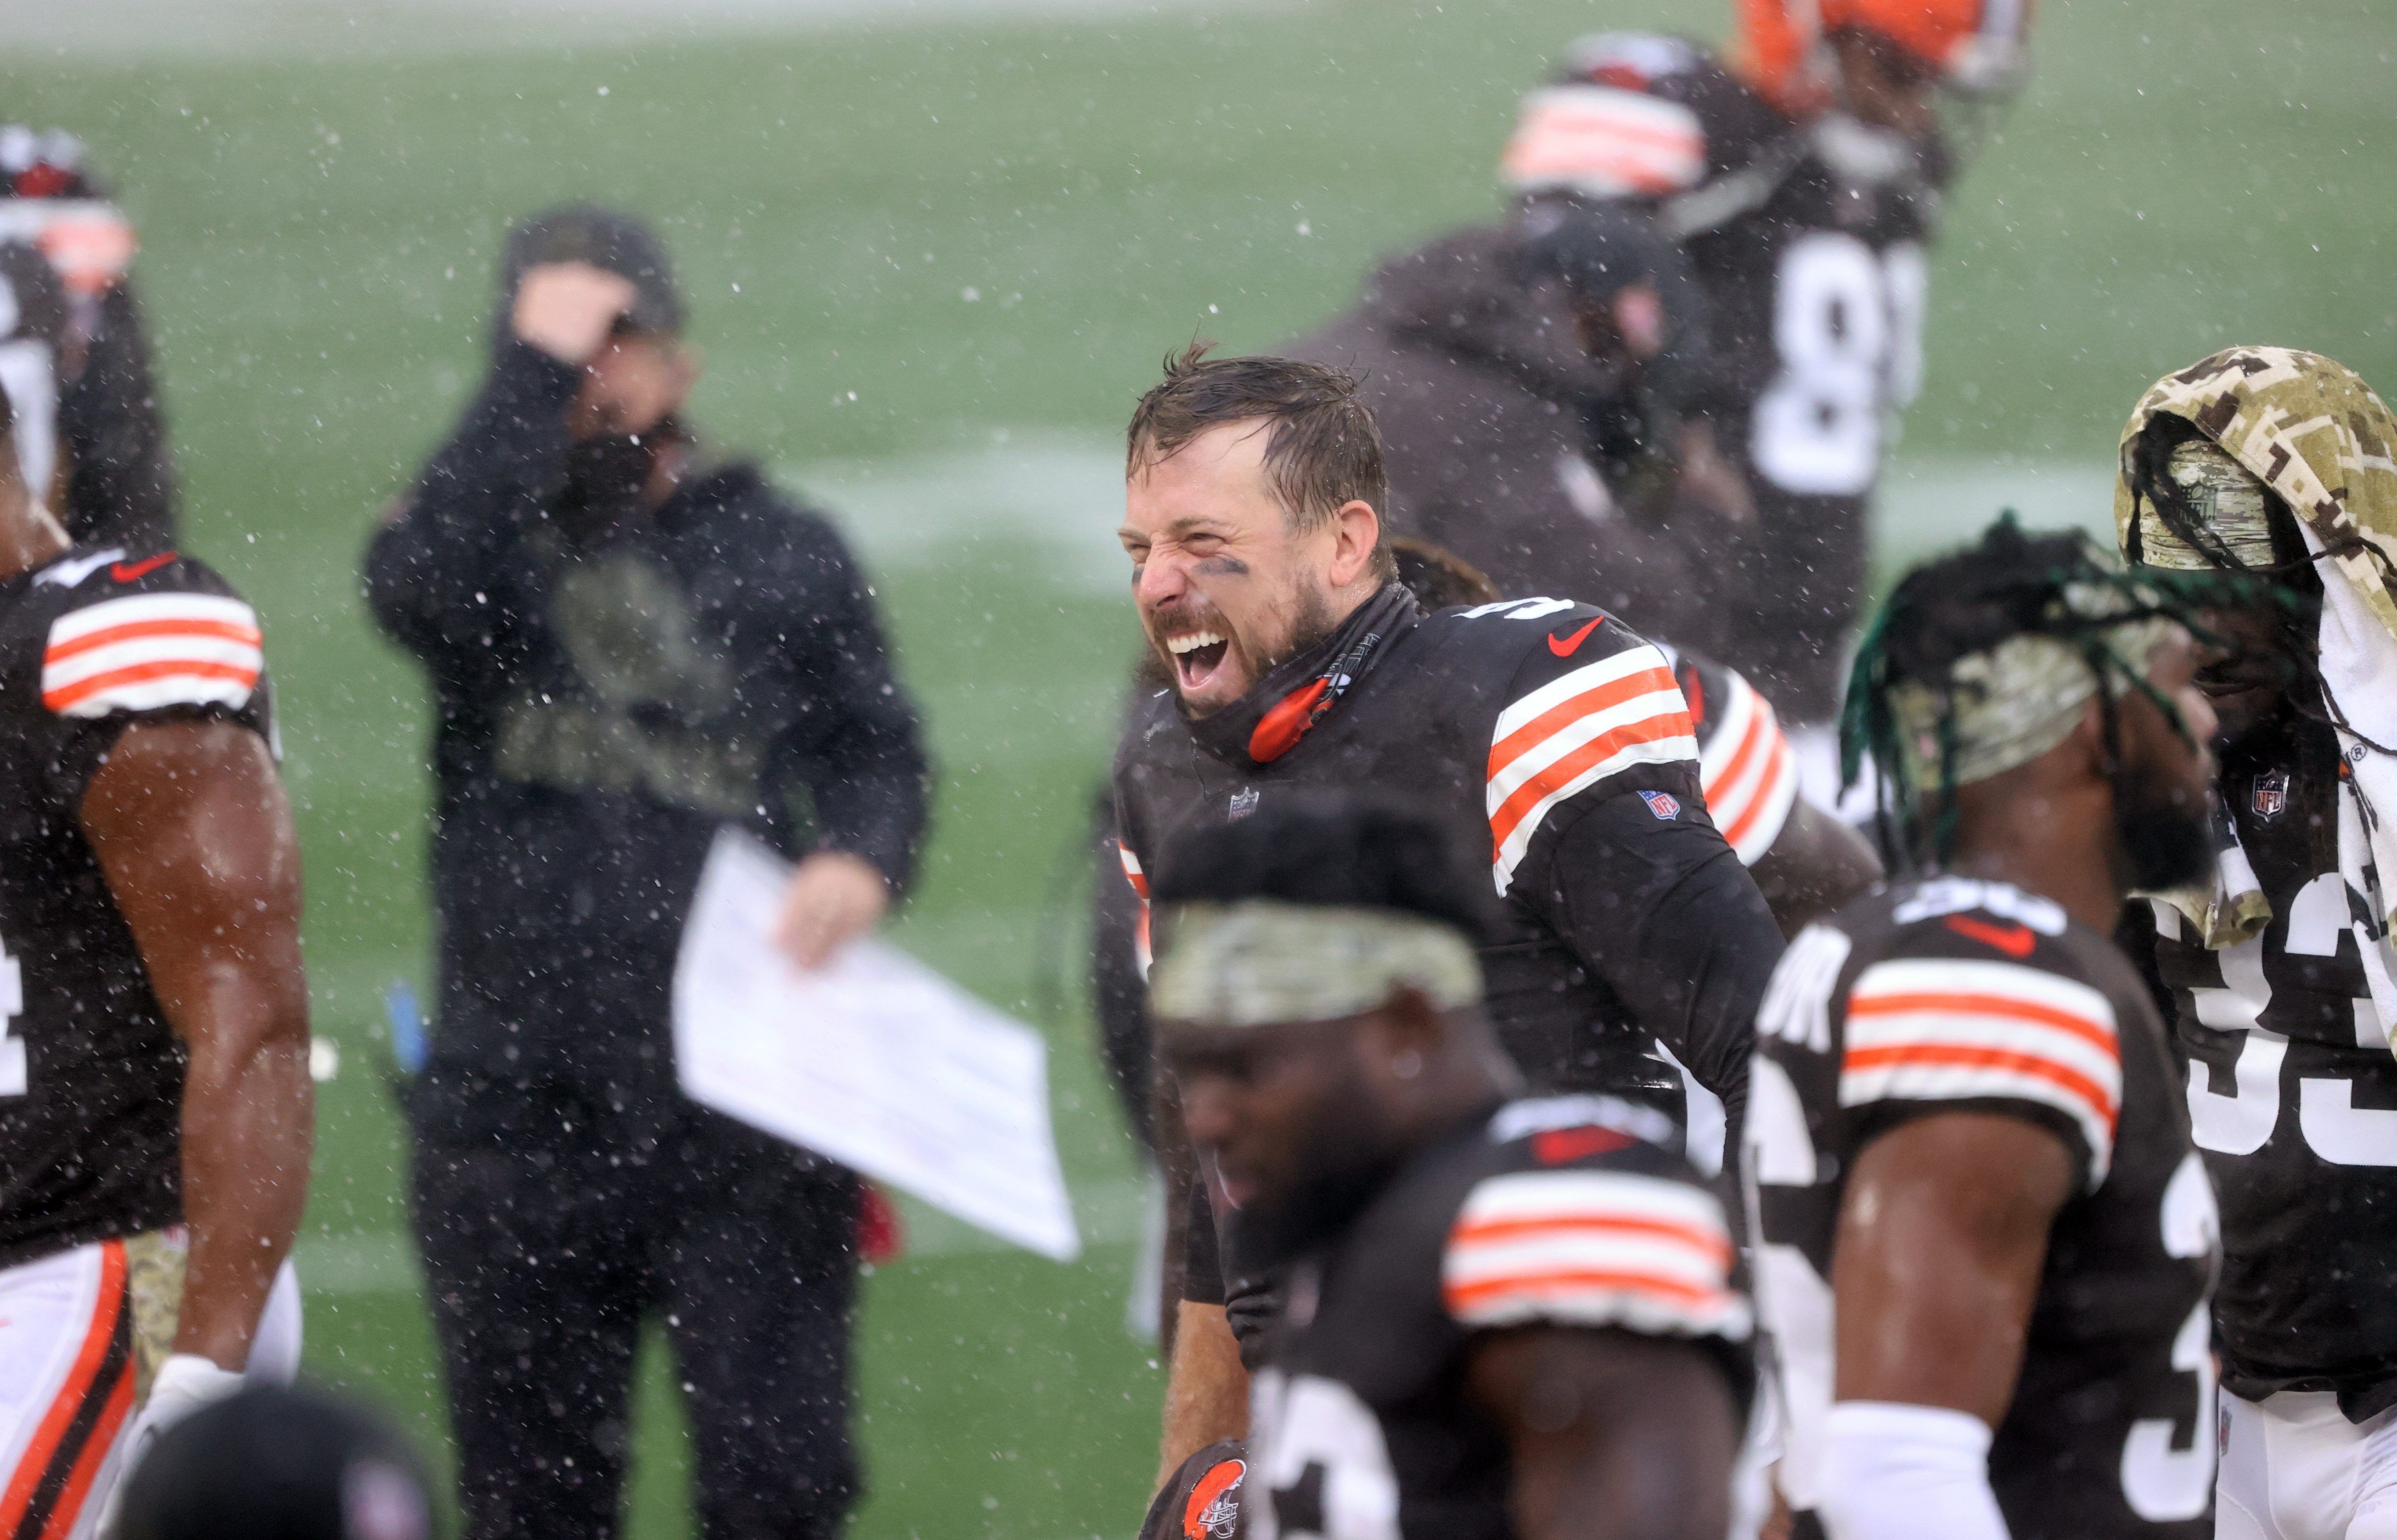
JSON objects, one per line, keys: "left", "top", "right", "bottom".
{"left": 1658, "top": 642, "right": 1800, "bottom": 866}
{"left": 0, "top": 545, "right": 272, "bottom": 1269}
{"left": 1508, "top": 34, "right": 1949, "bottom": 720}
{"left": 1114, "top": 583, "right": 1783, "bottom": 1127}
{"left": 1247, "top": 1095, "right": 1750, "bottom": 1540}
{"left": 2143, "top": 720, "right": 2397, "bottom": 1418}
{"left": 1748, "top": 877, "right": 2217, "bottom": 1539}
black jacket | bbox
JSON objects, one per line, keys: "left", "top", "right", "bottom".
{"left": 366, "top": 340, "right": 928, "bottom": 1099}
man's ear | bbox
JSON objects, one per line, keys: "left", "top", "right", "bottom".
{"left": 2066, "top": 695, "right": 2116, "bottom": 778}
{"left": 1328, "top": 499, "right": 1382, "bottom": 589}
{"left": 1374, "top": 984, "right": 1447, "bottom": 1060}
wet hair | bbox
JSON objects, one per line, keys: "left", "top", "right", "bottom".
{"left": 1842, "top": 513, "right": 2228, "bottom": 868}
{"left": 1390, "top": 536, "right": 1501, "bottom": 610}
{"left": 1127, "top": 343, "right": 1394, "bottom": 578}
{"left": 1149, "top": 791, "right": 1497, "bottom": 944}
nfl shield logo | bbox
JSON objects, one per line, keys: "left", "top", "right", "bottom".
{"left": 2252, "top": 770, "right": 2289, "bottom": 822}
{"left": 1227, "top": 787, "right": 1260, "bottom": 821}
{"left": 1637, "top": 789, "right": 1681, "bottom": 821}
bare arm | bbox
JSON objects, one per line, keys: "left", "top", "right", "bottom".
{"left": 1469, "top": 1327, "right": 1739, "bottom": 1540}
{"left": 80, "top": 719, "right": 311, "bottom": 1370}
{"left": 1832, "top": 1113, "right": 2073, "bottom": 1422}
{"left": 1158, "top": 1302, "right": 1249, "bottom": 1489}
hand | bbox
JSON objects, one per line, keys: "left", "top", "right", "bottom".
{"left": 774, "top": 851, "right": 889, "bottom": 970}
{"left": 102, "top": 1353, "right": 245, "bottom": 1515}
{"left": 512, "top": 261, "right": 640, "bottom": 365}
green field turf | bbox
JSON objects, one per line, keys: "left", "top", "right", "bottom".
{"left": 4, "top": 0, "right": 2394, "bottom": 1533}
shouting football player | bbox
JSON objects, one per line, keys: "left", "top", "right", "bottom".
{"left": 1286, "top": 0, "right": 2035, "bottom": 770}
{"left": 0, "top": 371, "right": 311, "bottom": 1536}
{"left": 1111, "top": 348, "right": 1785, "bottom": 1476}
{"left": 1147, "top": 794, "right": 1750, "bottom": 1540}
{"left": 1747, "top": 517, "right": 2222, "bottom": 1537}
{"left": 2113, "top": 348, "right": 2397, "bottom": 1540}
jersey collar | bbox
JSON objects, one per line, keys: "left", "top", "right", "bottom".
{"left": 1182, "top": 581, "right": 1420, "bottom": 769}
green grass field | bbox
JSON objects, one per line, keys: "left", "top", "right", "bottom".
{"left": 5, "top": 0, "right": 2395, "bottom": 1533}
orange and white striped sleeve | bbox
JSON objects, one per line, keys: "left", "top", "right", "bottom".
{"left": 1117, "top": 842, "right": 1152, "bottom": 977}
{"left": 1485, "top": 643, "right": 1697, "bottom": 895}
{"left": 1840, "top": 957, "right": 2122, "bottom": 1184}
{"left": 41, "top": 592, "right": 264, "bottom": 719}
{"left": 1695, "top": 666, "right": 1800, "bottom": 867}
{"left": 1442, "top": 1168, "right": 1750, "bottom": 1341}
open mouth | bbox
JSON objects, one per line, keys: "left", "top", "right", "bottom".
{"left": 1167, "top": 630, "right": 1232, "bottom": 692}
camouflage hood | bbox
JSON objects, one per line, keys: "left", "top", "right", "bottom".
{"left": 2115, "top": 348, "right": 2397, "bottom": 1051}
{"left": 2113, "top": 346, "right": 2397, "bottom": 642}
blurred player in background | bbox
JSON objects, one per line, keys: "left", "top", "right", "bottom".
{"left": 1750, "top": 518, "right": 2220, "bottom": 1537}
{"left": 2112, "top": 348, "right": 2397, "bottom": 1540}
{"left": 368, "top": 207, "right": 928, "bottom": 1540}
{"left": 0, "top": 377, "right": 310, "bottom": 1537}
{"left": 1287, "top": 0, "right": 2036, "bottom": 771}
{"left": 1145, "top": 794, "right": 1750, "bottom": 1540}
{"left": 0, "top": 128, "right": 180, "bottom": 550}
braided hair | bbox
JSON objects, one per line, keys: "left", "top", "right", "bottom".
{"left": 1840, "top": 514, "right": 2236, "bottom": 871}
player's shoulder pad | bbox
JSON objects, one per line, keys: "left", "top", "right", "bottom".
{"left": 1507, "top": 34, "right": 1714, "bottom": 200}
{"left": 1442, "top": 1095, "right": 1750, "bottom": 1340}
{"left": 1433, "top": 595, "right": 1659, "bottom": 691}
{"left": 32, "top": 548, "right": 264, "bottom": 720}
{"left": 1454, "top": 600, "right": 1698, "bottom": 892}
{"left": 1846, "top": 878, "right": 2122, "bottom": 1184}
{"left": 1671, "top": 648, "right": 1799, "bottom": 866}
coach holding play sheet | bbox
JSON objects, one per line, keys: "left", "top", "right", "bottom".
{"left": 365, "top": 206, "right": 928, "bottom": 1540}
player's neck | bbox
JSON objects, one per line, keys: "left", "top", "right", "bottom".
{"left": 1946, "top": 779, "right": 2126, "bottom": 934}
{"left": 0, "top": 489, "right": 71, "bottom": 586}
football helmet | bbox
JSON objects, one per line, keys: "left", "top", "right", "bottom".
{"left": 1737, "top": 0, "right": 2033, "bottom": 111}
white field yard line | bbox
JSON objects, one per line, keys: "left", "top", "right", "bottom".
{"left": 295, "top": 1174, "right": 1155, "bottom": 1294}
{"left": 18, "top": 0, "right": 1293, "bottom": 62}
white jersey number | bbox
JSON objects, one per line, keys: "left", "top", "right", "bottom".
{"left": 1751, "top": 235, "right": 1927, "bottom": 498}
{"left": 0, "top": 944, "right": 23, "bottom": 1096}
{"left": 2174, "top": 887, "right": 2397, "bottom": 1166}
{"left": 1246, "top": 1369, "right": 1400, "bottom": 1540}
{"left": 2118, "top": 1153, "right": 2219, "bottom": 1521}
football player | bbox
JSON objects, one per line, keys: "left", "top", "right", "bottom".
{"left": 1115, "top": 346, "right": 1783, "bottom": 1146}
{"left": 1148, "top": 793, "right": 1750, "bottom": 1540}
{"left": 0, "top": 373, "right": 310, "bottom": 1536}
{"left": 1287, "top": 0, "right": 2035, "bottom": 760}
{"left": 1748, "top": 517, "right": 2222, "bottom": 1537}
{"left": 0, "top": 128, "right": 178, "bottom": 549}
{"left": 1112, "top": 349, "right": 1787, "bottom": 1491}
{"left": 2112, "top": 348, "right": 2397, "bottom": 1540}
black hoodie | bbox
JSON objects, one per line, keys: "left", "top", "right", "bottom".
{"left": 366, "top": 340, "right": 928, "bottom": 1102}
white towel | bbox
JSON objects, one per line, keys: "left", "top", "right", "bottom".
{"left": 2301, "top": 519, "right": 2397, "bottom": 1047}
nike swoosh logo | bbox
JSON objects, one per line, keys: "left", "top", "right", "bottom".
{"left": 111, "top": 552, "right": 177, "bottom": 583}
{"left": 1547, "top": 617, "right": 1603, "bottom": 657}
{"left": 1946, "top": 915, "right": 2037, "bottom": 958}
